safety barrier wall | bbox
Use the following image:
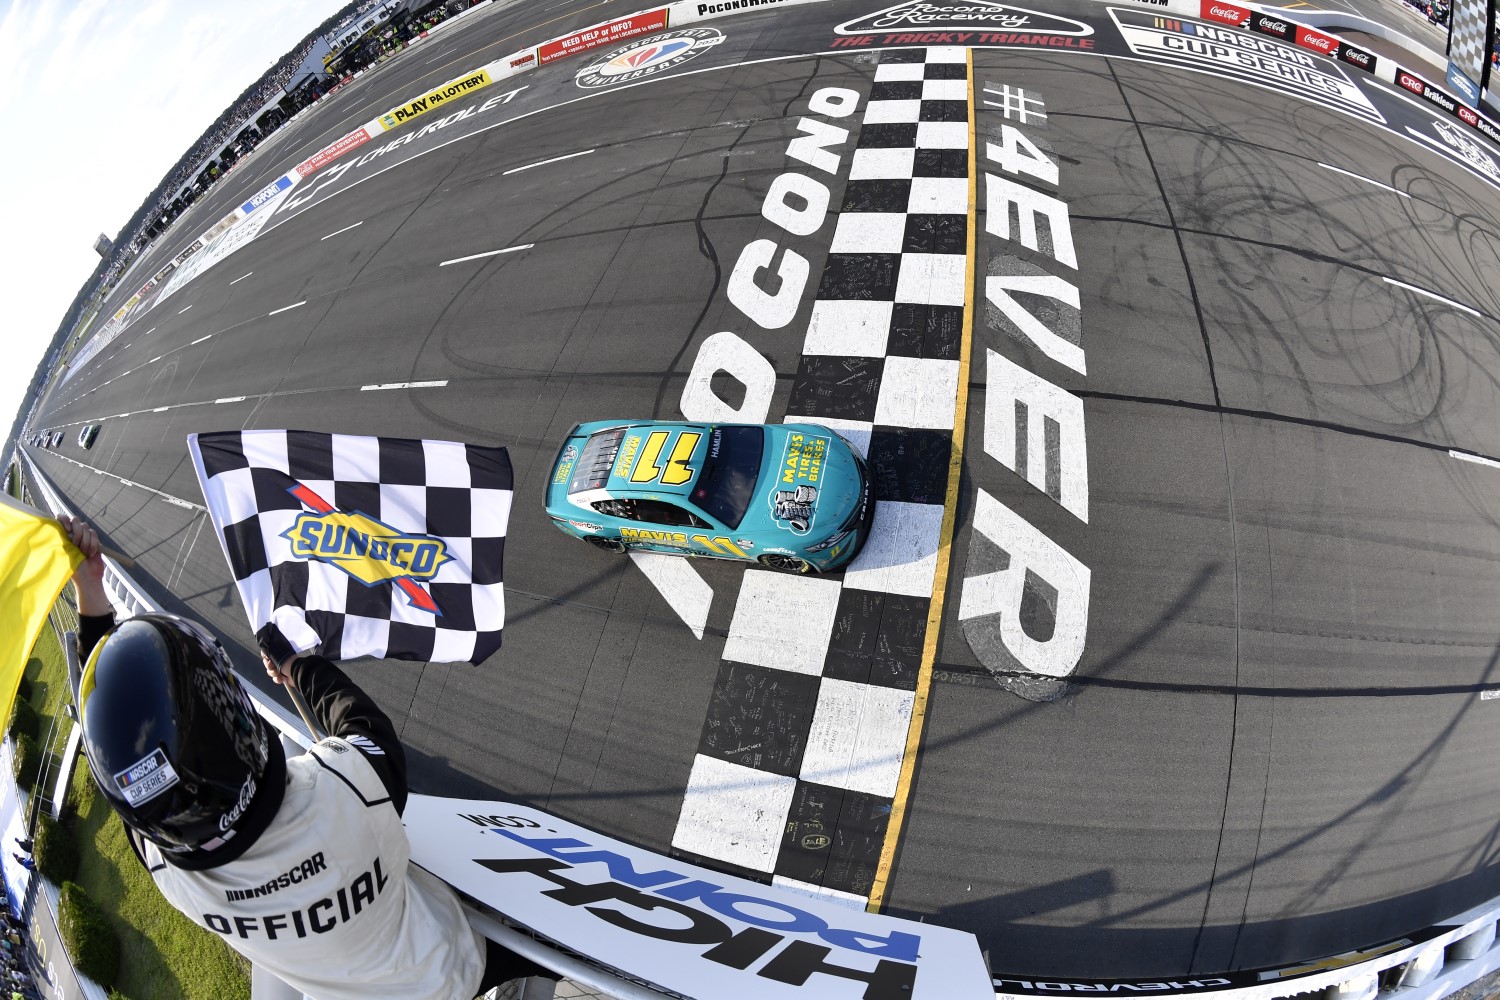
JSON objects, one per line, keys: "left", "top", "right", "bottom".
{"left": 1093, "top": 0, "right": 1500, "bottom": 147}
{"left": 288, "top": 0, "right": 830, "bottom": 180}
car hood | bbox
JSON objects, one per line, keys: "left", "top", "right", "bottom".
{"left": 757, "top": 424, "right": 863, "bottom": 537}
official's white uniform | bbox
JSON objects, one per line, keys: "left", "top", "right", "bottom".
{"left": 142, "top": 737, "right": 485, "bottom": 1000}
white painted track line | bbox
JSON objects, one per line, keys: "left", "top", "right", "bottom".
{"left": 230, "top": 272, "right": 253, "bottom": 285}
{"left": 503, "top": 148, "right": 594, "bottom": 175}
{"left": 360, "top": 380, "right": 448, "bottom": 391}
{"left": 1451, "top": 450, "right": 1500, "bottom": 469}
{"left": 268, "top": 300, "right": 306, "bottom": 316}
{"left": 439, "top": 245, "right": 533, "bottom": 266}
{"left": 1384, "top": 277, "right": 1482, "bottom": 317}
{"left": 40, "top": 451, "right": 204, "bottom": 511}
{"left": 178, "top": 304, "right": 192, "bottom": 313}
{"left": 1318, "top": 162, "right": 1411, "bottom": 198}
{"left": 321, "top": 221, "right": 364, "bottom": 240}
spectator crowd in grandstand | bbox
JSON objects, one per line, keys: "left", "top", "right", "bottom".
{"left": 0, "top": 868, "right": 39, "bottom": 1000}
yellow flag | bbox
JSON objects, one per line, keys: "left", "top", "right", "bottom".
{"left": 0, "top": 493, "right": 81, "bottom": 726}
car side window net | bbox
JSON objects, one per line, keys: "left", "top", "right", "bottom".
{"left": 592, "top": 498, "right": 709, "bottom": 528}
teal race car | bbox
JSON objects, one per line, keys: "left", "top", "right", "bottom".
{"left": 545, "top": 420, "right": 873, "bottom": 572}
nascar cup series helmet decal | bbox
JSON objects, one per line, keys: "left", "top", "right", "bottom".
{"left": 576, "top": 28, "right": 724, "bottom": 89}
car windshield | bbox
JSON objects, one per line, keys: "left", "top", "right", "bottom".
{"left": 690, "top": 426, "right": 764, "bottom": 529}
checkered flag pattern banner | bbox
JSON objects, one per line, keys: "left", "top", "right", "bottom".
{"left": 188, "top": 429, "right": 513, "bottom": 665}
{"left": 671, "top": 46, "right": 971, "bottom": 905}
{"left": 1448, "top": 0, "right": 1493, "bottom": 88}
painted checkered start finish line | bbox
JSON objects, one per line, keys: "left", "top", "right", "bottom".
{"left": 189, "top": 430, "right": 513, "bottom": 664}
{"left": 671, "top": 45, "right": 972, "bottom": 908}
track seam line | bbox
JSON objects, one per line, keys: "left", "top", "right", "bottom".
{"left": 1109, "top": 57, "right": 1238, "bottom": 970}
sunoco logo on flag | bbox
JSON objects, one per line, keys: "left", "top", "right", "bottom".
{"left": 285, "top": 509, "right": 450, "bottom": 583}
{"left": 189, "top": 429, "right": 512, "bottom": 664}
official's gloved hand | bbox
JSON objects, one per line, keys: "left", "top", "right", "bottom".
{"left": 259, "top": 649, "right": 300, "bottom": 686}
{"left": 256, "top": 624, "right": 300, "bottom": 686}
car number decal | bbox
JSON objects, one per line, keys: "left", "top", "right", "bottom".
{"left": 628, "top": 430, "right": 700, "bottom": 486}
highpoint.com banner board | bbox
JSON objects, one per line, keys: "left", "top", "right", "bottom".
{"left": 405, "top": 796, "right": 993, "bottom": 999}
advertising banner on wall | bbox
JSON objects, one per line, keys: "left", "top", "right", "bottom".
{"left": 405, "top": 796, "right": 993, "bottom": 999}
{"left": 538, "top": 8, "right": 671, "bottom": 63}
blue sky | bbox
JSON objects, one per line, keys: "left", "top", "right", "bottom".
{"left": 0, "top": 0, "right": 344, "bottom": 434}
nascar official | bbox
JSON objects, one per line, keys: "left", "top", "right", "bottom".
{"left": 61, "top": 515, "right": 556, "bottom": 999}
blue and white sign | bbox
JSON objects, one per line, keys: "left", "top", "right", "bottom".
{"left": 405, "top": 795, "right": 993, "bottom": 999}
{"left": 1447, "top": 61, "right": 1481, "bottom": 105}
{"left": 241, "top": 175, "right": 294, "bottom": 216}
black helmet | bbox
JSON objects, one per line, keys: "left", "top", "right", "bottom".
{"left": 78, "top": 614, "right": 285, "bottom": 869}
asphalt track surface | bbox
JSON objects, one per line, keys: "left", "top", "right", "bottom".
{"left": 22, "top": 0, "right": 1500, "bottom": 981}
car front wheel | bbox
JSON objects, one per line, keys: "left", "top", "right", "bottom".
{"left": 758, "top": 553, "right": 811, "bottom": 573}
{"left": 586, "top": 536, "right": 627, "bottom": 554}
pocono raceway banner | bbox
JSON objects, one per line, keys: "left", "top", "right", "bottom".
{"left": 404, "top": 796, "right": 992, "bottom": 999}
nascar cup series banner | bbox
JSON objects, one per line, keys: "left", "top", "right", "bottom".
{"left": 188, "top": 430, "right": 512, "bottom": 665}
{"left": 404, "top": 795, "right": 993, "bottom": 999}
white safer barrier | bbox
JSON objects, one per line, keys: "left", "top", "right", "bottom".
{"left": 1095, "top": 0, "right": 1500, "bottom": 147}
{"left": 288, "top": 0, "right": 832, "bottom": 182}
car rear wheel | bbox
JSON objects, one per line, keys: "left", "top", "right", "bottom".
{"left": 586, "top": 536, "right": 627, "bottom": 554}
{"left": 758, "top": 553, "right": 812, "bottom": 573}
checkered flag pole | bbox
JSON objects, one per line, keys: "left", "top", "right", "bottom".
{"left": 188, "top": 430, "right": 513, "bottom": 665}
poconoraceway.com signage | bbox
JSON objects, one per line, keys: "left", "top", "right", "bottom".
{"left": 405, "top": 796, "right": 992, "bottom": 999}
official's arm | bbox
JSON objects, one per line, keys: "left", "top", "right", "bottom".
{"left": 284, "top": 655, "right": 409, "bottom": 814}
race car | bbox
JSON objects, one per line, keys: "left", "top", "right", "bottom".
{"left": 545, "top": 420, "right": 873, "bottom": 573}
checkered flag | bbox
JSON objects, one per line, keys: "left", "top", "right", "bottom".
{"left": 188, "top": 429, "right": 512, "bottom": 665}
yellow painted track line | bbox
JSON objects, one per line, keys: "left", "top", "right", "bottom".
{"left": 868, "top": 46, "right": 978, "bottom": 913}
